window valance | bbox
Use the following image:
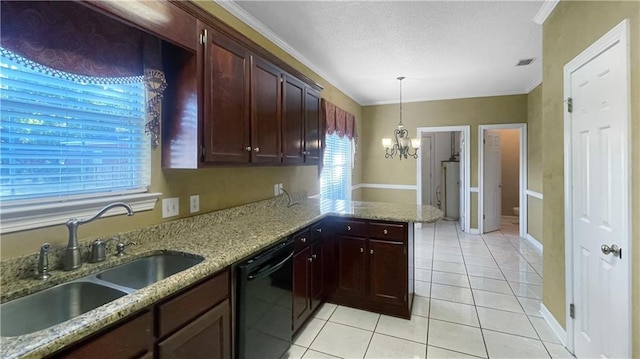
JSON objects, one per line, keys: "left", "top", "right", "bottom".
{"left": 321, "top": 99, "right": 357, "bottom": 140}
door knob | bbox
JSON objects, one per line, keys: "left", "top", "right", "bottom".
{"left": 601, "top": 244, "right": 622, "bottom": 258}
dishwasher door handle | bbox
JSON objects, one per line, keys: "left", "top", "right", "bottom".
{"left": 247, "top": 252, "right": 294, "bottom": 281}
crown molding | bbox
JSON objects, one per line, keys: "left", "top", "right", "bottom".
{"left": 533, "top": 0, "right": 560, "bottom": 25}
{"left": 214, "top": 0, "right": 363, "bottom": 105}
{"left": 525, "top": 74, "right": 543, "bottom": 93}
{"left": 363, "top": 89, "right": 529, "bottom": 106}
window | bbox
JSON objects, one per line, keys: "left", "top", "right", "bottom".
{"left": 320, "top": 133, "right": 352, "bottom": 204}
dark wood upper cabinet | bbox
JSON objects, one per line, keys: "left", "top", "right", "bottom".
{"left": 202, "top": 26, "right": 251, "bottom": 164}
{"left": 282, "top": 74, "right": 306, "bottom": 165}
{"left": 251, "top": 56, "right": 282, "bottom": 164}
{"left": 304, "top": 88, "right": 322, "bottom": 165}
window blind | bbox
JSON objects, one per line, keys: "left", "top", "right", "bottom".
{"left": 320, "top": 133, "right": 352, "bottom": 205}
{"left": 0, "top": 48, "right": 149, "bottom": 203}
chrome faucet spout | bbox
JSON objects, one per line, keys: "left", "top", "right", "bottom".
{"left": 64, "top": 202, "right": 134, "bottom": 271}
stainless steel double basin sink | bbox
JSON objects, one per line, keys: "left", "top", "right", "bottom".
{"left": 0, "top": 253, "right": 203, "bottom": 337}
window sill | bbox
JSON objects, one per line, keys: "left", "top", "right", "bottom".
{"left": 0, "top": 192, "right": 161, "bottom": 234}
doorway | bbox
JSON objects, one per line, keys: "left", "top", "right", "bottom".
{"left": 479, "top": 124, "right": 527, "bottom": 238}
{"left": 563, "top": 20, "right": 631, "bottom": 358}
{"left": 416, "top": 126, "right": 471, "bottom": 232}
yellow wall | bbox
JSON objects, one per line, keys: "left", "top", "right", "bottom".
{"left": 527, "top": 196, "right": 543, "bottom": 245}
{"left": 0, "top": 1, "right": 362, "bottom": 259}
{"left": 526, "top": 84, "right": 543, "bottom": 244}
{"left": 360, "top": 95, "right": 528, "bottom": 229}
{"left": 542, "top": 1, "right": 639, "bottom": 355}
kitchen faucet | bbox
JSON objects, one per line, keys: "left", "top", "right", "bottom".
{"left": 64, "top": 202, "right": 134, "bottom": 271}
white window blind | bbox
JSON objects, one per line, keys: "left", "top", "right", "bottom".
{"left": 320, "top": 133, "right": 352, "bottom": 204}
{"left": 0, "top": 48, "right": 149, "bottom": 203}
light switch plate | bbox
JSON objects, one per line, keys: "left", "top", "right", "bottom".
{"left": 190, "top": 195, "right": 200, "bottom": 213}
{"left": 274, "top": 184, "right": 279, "bottom": 196}
{"left": 278, "top": 183, "right": 284, "bottom": 195}
{"left": 162, "top": 197, "right": 179, "bottom": 218}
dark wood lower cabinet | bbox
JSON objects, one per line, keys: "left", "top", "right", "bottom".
{"left": 368, "top": 239, "right": 406, "bottom": 306}
{"left": 157, "top": 299, "right": 231, "bottom": 359}
{"left": 335, "top": 235, "right": 367, "bottom": 298}
{"left": 292, "top": 246, "right": 312, "bottom": 331}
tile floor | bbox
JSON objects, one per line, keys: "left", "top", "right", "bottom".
{"left": 283, "top": 219, "right": 575, "bottom": 359}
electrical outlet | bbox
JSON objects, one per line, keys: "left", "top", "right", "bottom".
{"left": 190, "top": 195, "right": 200, "bottom": 213}
{"left": 278, "top": 183, "right": 284, "bottom": 195}
{"left": 274, "top": 184, "right": 279, "bottom": 196}
{"left": 162, "top": 197, "right": 179, "bottom": 218}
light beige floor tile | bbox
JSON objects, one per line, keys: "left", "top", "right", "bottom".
{"left": 416, "top": 258, "right": 433, "bottom": 270}
{"left": 463, "top": 255, "right": 498, "bottom": 267}
{"left": 431, "top": 271, "right": 470, "bottom": 288}
{"left": 294, "top": 318, "right": 326, "bottom": 347}
{"left": 432, "top": 261, "right": 467, "bottom": 274}
{"left": 365, "top": 333, "right": 427, "bottom": 359}
{"left": 465, "top": 265, "right": 504, "bottom": 280}
{"left": 431, "top": 283, "right": 474, "bottom": 305}
{"left": 529, "top": 317, "right": 561, "bottom": 344}
{"left": 428, "top": 319, "right": 487, "bottom": 358}
{"left": 468, "top": 276, "right": 512, "bottom": 294}
{"left": 483, "top": 329, "right": 550, "bottom": 358}
{"left": 329, "top": 305, "right": 380, "bottom": 331}
{"left": 302, "top": 350, "right": 340, "bottom": 359}
{"left": 412, "top": 296, "right": 430, "bottom": 318}
{"left": 473, "top": 289, "right": 523, "bottom": 313}
{"left": 416, "top": 268, "right": 432, "bottom": 282}
{"left": 309, "top": 322, "right": 372, "bottom": 359}
{"left": 476, "top": 307, "right": 537, "bottom": 338}
{"left": 502, "top": 270, "right": 543, "bottom": 285}
{"left": 376, "top": 315, "right": 429, "bottom": 344}
{"left": 498, "top": 261, "right": 537, "bottom": 273}
{"left": 509, "top": 282, "right": 543, "bottom": 300}
{"left": 434, "top": 246, "right": 462, "bottom": 255}
{"left": 430, "top": 299, "right": 479, "bottom": 327}
{"left": 433, "top": 253, "right": 465, "bottom": 264}
{"left": 543, "top": 342, "right": 574, "bottom": 358}
{"left": 427, "top": 346, "right": 481, "bottom": 358}
{"left": 517, "top": 297, "right": 542, "bottom": 317}
{"left": 415, "top": 280, "right": 431, "bottom": 297}
{"left": 281, "top": 345, "right": 308, "bottom": 359}
{"left": 314, "top": 303, "right": 338, "bottom": 320}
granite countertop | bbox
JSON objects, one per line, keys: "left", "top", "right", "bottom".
{"left": 0, "top": 197, "right": 443, "bottom": 359}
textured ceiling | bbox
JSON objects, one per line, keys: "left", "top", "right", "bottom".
{"left": 224, "top": 1, "right": 544, "bottom": 105}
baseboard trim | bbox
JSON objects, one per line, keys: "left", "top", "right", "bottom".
{"left": 539, "top": 303, "right": 567, "bottom": 346}
{"left": 526, "top": 234, "right": 544, "bottom": 252}
{"left": 352, "top": 183, "right": 417, "bottom": 191}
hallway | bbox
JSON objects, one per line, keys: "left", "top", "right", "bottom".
{"left": 285, "top": 220, "right": 573, "bottom": 358}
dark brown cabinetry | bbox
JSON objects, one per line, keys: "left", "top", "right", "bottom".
{"left": 282, "top": 75, "right": 306, "bottom": 165}
{"left": 251, "top": 56, "right": 282, "bottom": 164}
{"left": 51, "top": 270, "right": 231, "bottom": 359}
{"left": 330, "top": 218, "right": 413, "bottom": 319}
{"left": 304, "top": 88, "right": 322, "bottom": 165}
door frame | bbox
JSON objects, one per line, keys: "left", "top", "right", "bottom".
{"left": 478, "top": 124, "right": 527, "bottom": 238}
{"left": 563, "top": 19, "right": 631, "bottom": 355}
{"left": 416, "top": 126, "right": 471, "bottom": 232}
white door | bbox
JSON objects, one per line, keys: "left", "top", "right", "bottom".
{"left": 421, "top": 135, "right": 435, "bottom": 206}
{"left": 483, "top": 130, "right": 501, "bottom": 233}
{"left": 459, "top": 133, "right": 465, "bottom": 231}
{"left": 569, "top": 25, "right": 630, "bottom": 359}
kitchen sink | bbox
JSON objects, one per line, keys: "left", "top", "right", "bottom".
{"left": 0, "top": 281, "right": 127, "bottom": 337}
{"left": 96, "top": 253, "right": 203, "bottom": 289}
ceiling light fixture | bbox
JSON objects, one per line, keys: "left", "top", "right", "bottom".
{"left": 382, "top": 76, "right": 420, "bottom": 160}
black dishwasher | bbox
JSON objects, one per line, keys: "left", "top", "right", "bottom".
{"left": 236, "top": 237, "right": 294, "bottom": 359}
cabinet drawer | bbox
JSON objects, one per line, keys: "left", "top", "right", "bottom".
{"left": 157, "top": 269, "right": 229, "bottom": 338}
{"left": 293, "top": 228, "right": 312, "bottom": 252}
{"left": 368, "top": 222, "right": 406, "bottom": 241}
{"left": 333, "top": 219, "right": 366, "bottom": 236}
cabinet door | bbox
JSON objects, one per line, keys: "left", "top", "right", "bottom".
{"left": 310, "top": 240, "right": 324, "bottom": 311}
{"left": 251, "top": 56, "right": 282, "bottom": 164}
{"left": 55, "top": 311, "right": 153, "bottom": 359}
{"left": 303, "top": 88, "right": 321, "bottom": 164}
{"left": 157, "top": 299, "right": 231, "bottom": 359}
{"left": 292, "top": 246, "right": 311, "bottom": 332}
{"left": 282, "top": 74, "right": 305, "bottom": 164}
{"left": 368, "top": 239, "right": 406, "bottom": 306}
{"left": 202, "top": 27, "right": 251, "bottom": 164}
{"left": 334, "top": 235, "right": 367, "bottom": 298}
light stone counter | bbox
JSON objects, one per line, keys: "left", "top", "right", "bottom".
{"left": 0, "top": 198, "right": 443, "bottom": 359}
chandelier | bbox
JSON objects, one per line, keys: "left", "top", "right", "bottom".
{"left": 382, "top": 77, "right": 420, "bottom": 160}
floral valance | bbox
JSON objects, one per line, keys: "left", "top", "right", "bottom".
{"left": 322, "top": 99, "right": 357, "bottom": 140}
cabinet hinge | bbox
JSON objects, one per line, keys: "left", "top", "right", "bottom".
{"left": 200, "top": 29, "right": 208, "bottom": 45}
{"left": 570, "top": 303, "right": 575, "bottom": 319}
{"left": 567, "top": 97, "right": 573, "bottom": 113}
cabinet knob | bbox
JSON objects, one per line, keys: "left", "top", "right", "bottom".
{"left": 347, "top": 225, "right": 351, "bottom": 231}
{"left": 383, "top": 229, "right": 388, "bottom": 235}
{"left": 370, "top": 249, "right": 374, "bottom": 254}
{"left": 308, "top": 257, "right": 313, "bottom": 262}
{"left": 312, "top": 254, "right": 317, "bottom": 259}
{"left": 360, "top": 247, "right": 364, "bottom": 253}
{"left": 253, "top": 147, "right": 260, "bottom": 152}
{"left": 244, "top": 146, "right": 252, "bottom": 152}
{"left": 317, "top": 228, "right": 322, "bottom": 233}
{"left": 301, "top": 237, "right": 306, "bottom": 243}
